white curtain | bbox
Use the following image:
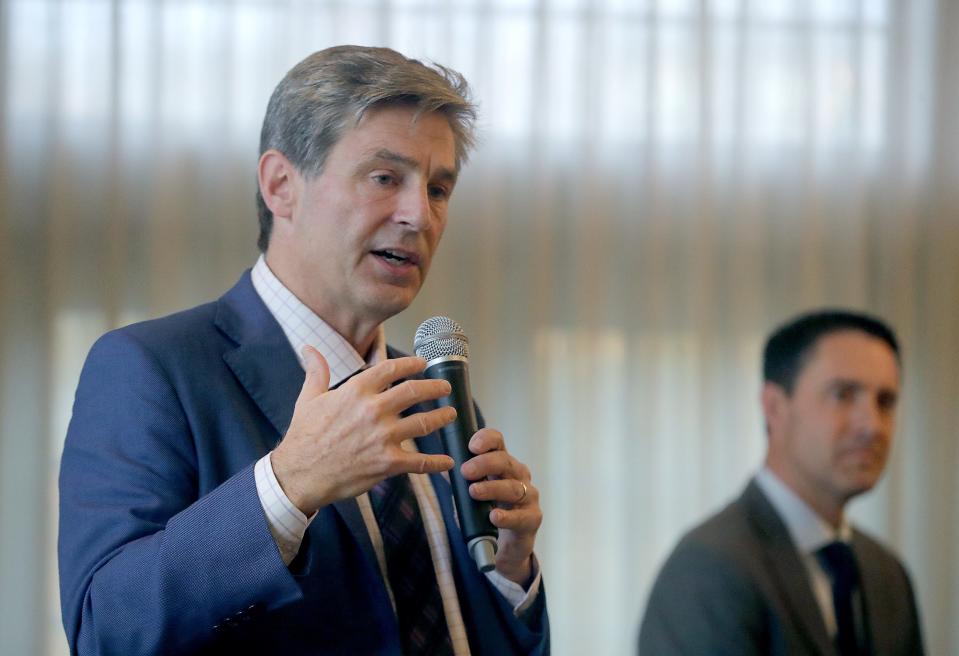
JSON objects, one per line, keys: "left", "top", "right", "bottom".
{"left": 1, "top": 1, "right": 957, "bottom": 654}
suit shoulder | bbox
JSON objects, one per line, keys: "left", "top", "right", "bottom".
{"left": 111, "top": 301, "right": 219, "bottom": 343}
{"left": 651, "top": 496, "right": 761, "bottom": 594}
{"left": 677, "top": 496, "right": 756, "bottom": 555}
{"left": 88, "top": 301, "right": 223, "bottom": 363}
{"left": 640, "top": 497, "right": 769, "bottom": 654}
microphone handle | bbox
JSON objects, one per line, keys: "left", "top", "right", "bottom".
{"left": 424, "top": 358, "right": 498, "bottom": 571}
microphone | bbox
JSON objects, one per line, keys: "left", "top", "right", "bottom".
{"left": 414, "top": 316, "right": 498, "bottom": 572}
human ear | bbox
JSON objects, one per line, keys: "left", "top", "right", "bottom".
{"left": 761, "top": 382, "right": 788, "bottom": 440}
{"left": 257, "top": 149, "right": 298, "bottom": 224}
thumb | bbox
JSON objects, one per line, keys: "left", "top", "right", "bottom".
{"left": 297, "top": 345, "right": 330, "bottom": 402}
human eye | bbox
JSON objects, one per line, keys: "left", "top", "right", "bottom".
{"left": 428, "top": 184, "right": 451, "bottom": 201}
{"left": 829, "top": 383, "right": 857, "bottom": 404}
{"left": 370, "top": 171, "right": 398, "bottom": 187}
{"left": 877, "top": 390, "right": 898, "bottom": 413}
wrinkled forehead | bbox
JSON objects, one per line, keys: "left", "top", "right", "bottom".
{"left": 349, "top": 101, "right": 462, "bottom": 165}
{"left": 351, "top": 106, "right": 457, "bottom": 171}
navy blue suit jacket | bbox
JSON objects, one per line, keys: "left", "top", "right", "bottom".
{"left": 58, "top": 271, "right": 548, "bottom": 655}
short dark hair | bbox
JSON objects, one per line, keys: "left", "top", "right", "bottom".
{"left": 255, "top": 45, "right": 477, "bottom": 252}
{"left": 763, "top": 309, "right": 900, "bottom": 393}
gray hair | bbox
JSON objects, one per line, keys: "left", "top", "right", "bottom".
{"left": 255, "top": 45, "right": 478, "bottom": 252}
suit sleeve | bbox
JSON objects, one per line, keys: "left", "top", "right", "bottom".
{"left": 58, "top": 330, "right": 301, "bottom": 655}
{"left": 638, "top": 538, "right": 768, "bottom": 656}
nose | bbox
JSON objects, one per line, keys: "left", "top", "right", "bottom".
{"left": 855, "top": 395, "right": 888, "bottom": 437}
{"left": 393, "top": 183, "right": 432, "bottom": 231}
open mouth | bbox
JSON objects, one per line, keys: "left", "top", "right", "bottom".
{"left": 371, "top": 248, "right": 418, "bottom": 266}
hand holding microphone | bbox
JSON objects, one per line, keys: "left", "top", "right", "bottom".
{"left": 414, "top": 317, "right": 542, "bottom": 581}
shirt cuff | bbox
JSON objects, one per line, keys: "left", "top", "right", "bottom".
{"left": 254, "top": 453, "right": 313, "bottom": 566}
{"left": 484, "top": 554, "right": 543, "bottom": 616}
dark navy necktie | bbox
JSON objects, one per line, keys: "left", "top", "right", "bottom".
{"left": 369, "top": 472, "right": 454, "bottom": 655}
{"left": 817, "top": 540, "right": 868, "bottom": 656}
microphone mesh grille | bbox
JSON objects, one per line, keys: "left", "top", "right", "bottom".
{"left": 413, "top": 316, "right": 469, "bottom": 361}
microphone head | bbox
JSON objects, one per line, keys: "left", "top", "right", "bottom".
{"left": 413, "top": 316, "right": 469, "bottom": 362}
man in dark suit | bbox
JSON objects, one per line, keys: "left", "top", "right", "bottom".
{"left": 59, "top": 46, "right": 547, "bottom": 655}
{"left": 639, "top": 310, "right": 923, "bottom": 655}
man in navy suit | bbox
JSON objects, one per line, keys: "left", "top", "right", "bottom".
{"left": 59, "top": 46, "right": 547, "bottom": 655}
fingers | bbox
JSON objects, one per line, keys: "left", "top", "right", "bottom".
{"left": 392, "top": 451, "right": 455, "bottom": 476}
{"left": 351, "top": 356, "right": 428, "bottom": 392}
{"left": 461, "top": 449, "right": 530, "bottom": 482}
{"left": 489, "top": 505, "right": 543, "bottom": 532}
{"left": 392, "top": 406, "right": 457, "bottom": 443}
{"left": 379, "top": 378, "right": 453, "bottom": 414}
{"left": 297, "top": 346, "right": 331, "bottom": 404}
{"left": 468, "top": 428, "right": 505, "bottom": 455}
{"left": 339, "top": 358, "right": 452, "bottom": 415}
{"left": 469, "top": 478, "right": 536, "bottom": 506}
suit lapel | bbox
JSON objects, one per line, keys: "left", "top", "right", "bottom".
{"left": 213, "top": 270, "right": 378, "bottom": 571}
{"left": 216, "top": 271, "right": 302, "bottom": 438}
{"left": 851, "top": 532, "right": 879, "bottom": 655}
{"left": 743, "top": 481, "right": 837, "bottom": 655}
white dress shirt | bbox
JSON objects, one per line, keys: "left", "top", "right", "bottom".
{"left": 755, "top": 467, "right": 855, "bottom": 639}
{"left": 248, "top": 256, "right": 540, "bottom": 655}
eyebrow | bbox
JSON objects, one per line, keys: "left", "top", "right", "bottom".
{"left": 825, "top": 378, "right": 899, "bottom": 395}
{"left": 370, "top": 148, "right": 458, "bottom": 185}
{"left": 827, "top": 378, "right": 865, "bottom": 389}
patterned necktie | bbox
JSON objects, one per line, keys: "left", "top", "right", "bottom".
{"left": 817, "top": 541, "right": 867, "bottom": 656}
{"left": 369, "top": 472, "right": 454, "bottom": 655}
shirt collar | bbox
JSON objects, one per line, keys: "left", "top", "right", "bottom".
{"left": 250, "top": 255, "right": 386, "bottom": 386}
{"left": 755, "top": 466, "right": 853, "bottom": 554}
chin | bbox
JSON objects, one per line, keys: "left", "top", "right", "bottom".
{"left": 843, "top": 471, "right": 883, "bottom": 497}
{"left": 366, "top": 289, "right": 416, "bottom": 319}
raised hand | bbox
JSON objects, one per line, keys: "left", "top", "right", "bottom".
{"left": 271, "top": 346, "right": 456, "bottom": 515}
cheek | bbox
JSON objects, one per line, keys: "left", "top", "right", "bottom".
{"left": 424, "top": 222, "right": 446, "bottom": 255}
{"left": 431, "top": 213, "right": 447, "bottom": 238}
{"left": 791, "top": 414, "right": 836, "bottom": 461}
{"left": 876, "top": 431, "right": 893, "bottom": 456}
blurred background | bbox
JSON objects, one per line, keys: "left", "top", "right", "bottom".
{"left": 1, "top": 0, "right": 957, "bottom": 654}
